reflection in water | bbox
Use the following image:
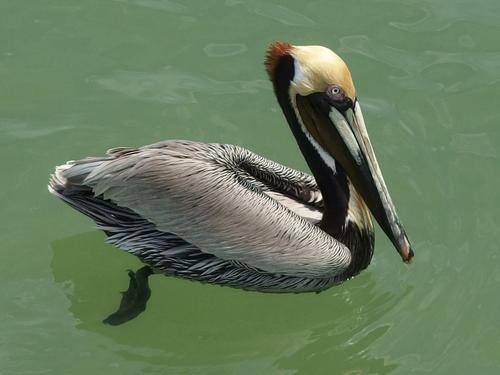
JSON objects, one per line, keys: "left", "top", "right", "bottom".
{"left": 103, "top": 266, "right": 153, "bottom": 326}
{"left": 51, "top": 232, "right": 405, "bottom": 374}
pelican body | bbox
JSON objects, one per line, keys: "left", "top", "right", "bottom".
{"left": 49, "top": 42, "right": 413, "bottom": 297}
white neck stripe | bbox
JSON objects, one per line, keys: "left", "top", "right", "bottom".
{"left": 289, "top": 96, "right": 337, "bottom": 174}
{"left": 301, "top": 129, "right": 337, "bottom": 174}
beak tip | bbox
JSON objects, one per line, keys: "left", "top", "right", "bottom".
{"left": 399, "top": 238, "right": 415, "bottom": 264}
{"left": 403, "top": 252, "right": 415, "bottom": 264}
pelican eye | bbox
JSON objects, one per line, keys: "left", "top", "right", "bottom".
{"left": 325, "top": 85, "right": 353, "bottom": 112}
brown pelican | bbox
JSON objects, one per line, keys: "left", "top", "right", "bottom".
{"left": 49, "top": 42, "right": 413, "bottom": 324}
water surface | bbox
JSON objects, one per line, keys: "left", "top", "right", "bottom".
{"left": 1, "top": 1, "right": 499, "bottom": 374}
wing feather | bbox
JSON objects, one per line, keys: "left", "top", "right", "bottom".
{"left": 64, "top": 140, "right": 351, "bottom": 278}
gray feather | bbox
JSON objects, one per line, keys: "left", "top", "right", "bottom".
{"left": 49, "top": 140, "right": 352, "bottom": 292}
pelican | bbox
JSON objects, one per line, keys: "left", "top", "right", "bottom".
{"left": 49, "top": 42, "right": 414, "bottom": 324}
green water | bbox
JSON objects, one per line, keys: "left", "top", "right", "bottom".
{"left": 2, "top": 0, "right": 499, "bottom": 374}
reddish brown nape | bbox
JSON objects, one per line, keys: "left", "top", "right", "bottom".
{"left": 265, "top": 41, "right": 292, "bottom": 80}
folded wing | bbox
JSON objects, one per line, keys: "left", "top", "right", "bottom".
{"left": 50, "top": 140, "right": 350, "bottom": 279}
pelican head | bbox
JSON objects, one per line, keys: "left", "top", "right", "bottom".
{"left": 266, "top": 41, "right": 414, "bottom": 263}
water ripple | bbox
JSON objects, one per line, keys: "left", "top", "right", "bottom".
{"left": 339, "top": 35, "right": 500, "bottom": 92}
{"left": 203, "top": 43, "right": 248, "bottom": 57}
{"left": 226, "top": 0, "right": 315, "bottom": 26}
{"left": 0, "top": 119, "right": 73, "bottom": 140}
{"left": 449, "top": 133, "right": 497, "bottom": 158}
{"left": 112, "top": 0, "right": 188, "bottom": 13}
{"left": 88, "top": 67, "right": 268, "bottom": 104}
{"left": 389, "top": 0, "right": 500, "bottom": 32}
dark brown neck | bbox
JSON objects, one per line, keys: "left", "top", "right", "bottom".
{"left": 271, "top": 54, "right": 374, "bottom": 278}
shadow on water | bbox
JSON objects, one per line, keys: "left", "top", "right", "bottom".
{"left": 51, "top": 231, "right": 407, "bottom": 374}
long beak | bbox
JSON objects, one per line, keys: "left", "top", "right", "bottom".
{"left": 296, "top": 94, "right": 414, "bottom": 263}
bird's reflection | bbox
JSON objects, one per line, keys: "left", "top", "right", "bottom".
{"left": 51, "top": 231, "right": 405, "bottom": 374}
{"left": 102, "top": 266, "right": 153, "bottom": 326}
